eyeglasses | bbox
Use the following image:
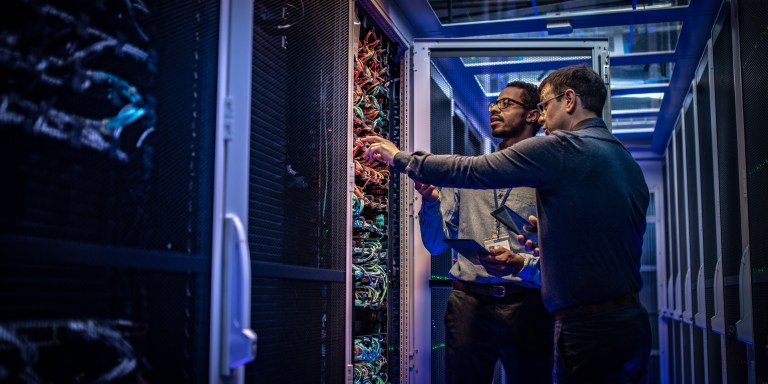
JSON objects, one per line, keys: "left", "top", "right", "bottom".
{"left": 536, "top": 91, "right": 581, "bottom": 112}
{"left": 488, "top": 98, "right": 527, "bottom": 112}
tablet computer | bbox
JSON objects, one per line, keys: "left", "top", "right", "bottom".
{"left": 490, "top": 205, "right": 538, "bottom": 245}
{"left": 443, "top": 238, "right": 491, "bottom": 258}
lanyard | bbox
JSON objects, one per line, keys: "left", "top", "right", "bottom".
{"left": 493, "top": 188, "right": 513, "bottom": 239}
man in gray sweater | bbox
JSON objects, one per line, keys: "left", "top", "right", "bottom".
{"left": 363, "top": 64, "right": 651, "bottom": 383}
{"left": 417, "top": 81, "right": 552, "bottom": 384}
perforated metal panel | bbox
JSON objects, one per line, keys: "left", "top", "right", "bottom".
{"left": 247, "top": 279, "right": 346, "bottom": 383}
{"left": 737, "top": 0, "right": 768, "bottom": 379}
{"left": 0, "top": 0, "right": 218, "bottom": 255}
{"left": 0, "top": 262, "right": 210, "bottom": 382}
{"left": 0, "top": 0, "right": 218, "bottom": 381}
{"left": 452, "top": 114, "right": 466, "bottom": 156}
{"left": 245, "top": 1, "right": 351, "bottom": 382}
{"left": 675, "top": 127, "right": 688, "bottom": 300}
{"left": 694, "top": 57, "right": 723, "bottom": 381}
{"left": 671, "top": 322, "right": 682, "bottom": 383}
{"left": 683, "top": 96, "right": 700, "bottom": 322}
{"left": 430, "top": 287, "right": 450, "bottom": 384}
{"left": 712, "top": 10, "right": 748, "bottom": 381}
{"left": 249, "top": 0, "right": 349, "bottom": 271}
{"left": 668, "top": 136, "right": 679, "bottom": 288}
{"left": 739, "top": 4, "right": 768, "bottom": 272}
{"left": 429, "top": 74, "right": 455, "bottom": 280}
{"left": 647, "top": 192, "right": 656, "bottom": 217}
{"left": 642, "top": 223, "right": 657, "bottom": 266}
{"left": 663, "top": 156, "right": 674, "bottom": 295}
{"left": 640, "top": 270, "right": 658, "bottom": 312}
{"left": 430, "top": 76, "right": 454, "bottom": 155}
{"left": 695, "top": 60, "right": 718, "bottom": 311}
{"left": 468, "top": 128, "right": 484, "bottom": 156}
{"left": 712, "top": 15, "right": 742, "bottom": 278}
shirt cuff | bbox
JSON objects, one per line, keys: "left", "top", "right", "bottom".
{"left": 420, "top": 196, "right": 441, "bottom": 211}
{"left": 514, "top": 253, "right": 539, "bottom": 283}
{"left": 393, "top": 151, "right": 411, "bottom": 173}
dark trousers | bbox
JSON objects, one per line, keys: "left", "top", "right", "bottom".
{"left": 554, "top": 302, "right": 652, "bottom": 383}
{"left": 445, "top": 288, "right": 553, "bottom": 384}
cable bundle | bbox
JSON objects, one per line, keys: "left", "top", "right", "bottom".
{"left": 0, "top": 0, "right": 156, "bottom": 162}
{"left": 352, "top": 23, "right": 398, "bottom": 384}
{"left": 353, "top": 336, "right": 388, "bottom": 384}
{"left": 0, "top": 319, "right": 146, "bottom": 383}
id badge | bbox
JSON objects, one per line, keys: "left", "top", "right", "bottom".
{"left": 484, "top": 236, "right": 511, "bottom": 252}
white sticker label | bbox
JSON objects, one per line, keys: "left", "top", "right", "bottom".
{"left": 484, "top": 237, "right": 510, "bottom": 252}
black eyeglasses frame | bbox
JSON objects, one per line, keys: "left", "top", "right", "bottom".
{"left": 488, "top": 97, "right": 527, "bottom": 112}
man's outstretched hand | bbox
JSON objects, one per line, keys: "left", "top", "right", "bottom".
{"left": 361, "top": 136, "right": 400, "bottom": 166}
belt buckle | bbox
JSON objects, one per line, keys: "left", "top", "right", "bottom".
{"left": 490, "top": 286, "right": 506, "bottom": 298}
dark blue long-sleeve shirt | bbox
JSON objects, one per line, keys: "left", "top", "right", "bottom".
{"left": 394, "top": 117, "right": 649, "bottom": 312}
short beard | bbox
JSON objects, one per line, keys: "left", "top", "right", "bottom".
{"left": 492, "top": 127, "right": 518, "bottom": 139}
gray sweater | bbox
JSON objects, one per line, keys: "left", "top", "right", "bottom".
{"left": 395, "top": 118, "right": 649, "bottom": 312}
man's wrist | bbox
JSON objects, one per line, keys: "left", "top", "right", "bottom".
{"left": 509, "top": 254, "right": 525, "bottom": 275}
{"left": 392, "top": 151, "right": 410, "bottom": 172}
{"left": 422, "top": 191, "right": 439, "bottom": 202}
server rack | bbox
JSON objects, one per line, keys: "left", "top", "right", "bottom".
{"left": 659, "top": 0, "right": 765, "bottom": 381}
{"left": 350, "top": 6, "right": 404, "bottom": 383}
{"left": 0, "top": 0, "right": 249, "bottom": 382}
{"left": 244, "top": 1, "right": 410, "bottom": 382}
{"left": 733, "top": 0, "right": 768, "bottom": 379}
{"left": 692, "top": 37, "right": 724, "bottom": 384}
{"left": 245, "top": 0, "right": 352, "bottom": 382}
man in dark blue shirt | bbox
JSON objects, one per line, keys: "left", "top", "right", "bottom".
{"left": 362, "top": 64, "right": 652, "bottom": 383}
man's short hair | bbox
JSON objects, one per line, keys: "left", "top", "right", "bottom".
{"left": 539, "top": 64, "right": 607, "bottom": 115}
{"left": 504, "top": 80, "right": 540, "bottom": 110}
{"left": 504, "top": 81, "right": 542, "bottom": 132}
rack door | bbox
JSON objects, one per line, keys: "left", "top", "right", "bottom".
{"left": 0, "top": 0, "right": 225, "bottom": 382}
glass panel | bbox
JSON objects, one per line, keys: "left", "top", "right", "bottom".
{"left": 612, "top": 62, "right": 675, "bottom": 86}
{"left": 613, "top": 93, "right": 664, "bottom": 110}
{"left": 462, "top": 54, "right": 591, "bottom": 67}
{"left": 468, "top": 62, "right": 672, "bottom": 95}
{"left": 473, "top": 63, "right": 600, "bottom": 95}
{"left": 474, "top": 71, "right": 553, "bottom": 95}
{"left": 484, "top": 22, "right": 682, "bottom": 55}
{"left": 430, "top": 50, "right": 603, "bottom": 146}
{"left": 428, "top": 1, "right": 689, "bottom": 25}
{"left": 611, "top": 117, "right": 657, "bottom": 131}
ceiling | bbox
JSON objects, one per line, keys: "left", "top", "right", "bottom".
{"left": 373, "top": 0, "right": 724, "bottom": 158}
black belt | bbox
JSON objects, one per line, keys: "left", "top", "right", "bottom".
{"left": 451, "top": 280, "right": 534, "bottom": 298}
{"left": 553, "top": 293, "right": 639, "bottom": 321}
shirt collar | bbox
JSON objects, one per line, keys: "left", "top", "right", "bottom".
{"left": 570, "top": 117, "right": 607, "bottom": 132}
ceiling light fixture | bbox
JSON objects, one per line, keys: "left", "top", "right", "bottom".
{"left": 547, "top": 20, "right": 573, "bottom": 35}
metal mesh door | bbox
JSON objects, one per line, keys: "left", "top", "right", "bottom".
{"left": 0, "top": 0, "right": 220, "bottom": 381}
